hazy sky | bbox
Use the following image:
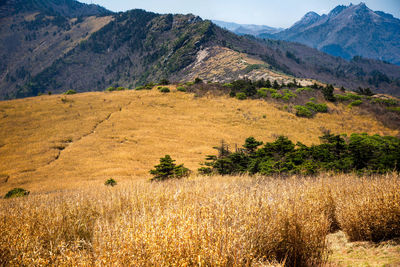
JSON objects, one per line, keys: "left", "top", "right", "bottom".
{"left": 79, "top": 0, "right": 400, "bottom": 28}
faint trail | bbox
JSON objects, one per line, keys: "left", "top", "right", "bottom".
{"left": 45, "top": 101, "right": 132, "bottom": 166}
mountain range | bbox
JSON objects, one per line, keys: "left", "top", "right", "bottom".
{"left": 1, "top": 0, "right": 400, "bottom": 99}
{"left": 211, "top": 20, "right": 283, "bottom": 36}
{"left": 215, "top": 3, "right": 400, "bottom": 66}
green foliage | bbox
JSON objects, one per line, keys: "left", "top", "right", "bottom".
{"left": 236, "top": 92, "right": 247, "bottom": 100}
{"left": 265, "top": 88, "right": 277, "bottom": 94}
{"left": 201, "top": 133, "right": 400, "bottom": 176}
{"left": 222, "top": 83, "right": 233, "bottom": 88}
{"left": 104, "top": 178, "right": 117, "bottom": 187}
{"left": 135, "top": 86, "right": 145, "bottom": 90}
{"left": 160, "top": 87, "right": 170, "bottom": 93}
{"left": 150, "top": 155, "right": 190, "bottom": 181}
{"left": 194, "top": 77, "right": 203, "bottom": 84}
{"left": 282, "top": 89, "right": 297, "bottom": 101}
{"left": 243, "top": 137, "right": 263, "bottom": 154}
{"left": 271, "top": 92, "right": 283, "bottom": 99}
{"left": 177, "top": 86, "right": 187, "bottom": 92}
{"left": 230, "top": 79, "right": 257, "bottom": 97}
{"left": 105, "top": 86, "right": 126, "bottom": 92}
{"left": 159, "top": 79, "right": 170, "bottom": 85}
{"left": 305, "top": 102, "right": 328, "bottom": 113}
{"left": 294, "top": 105, "right": 313, "bottom": 118}
{"left": 273, "top": 80, "right": 280, "bottom": 89}
{"left": 388, "top": 106, "right": 400, "bottom": 114}
{"left": 372, "top": 98, "right": 398, "bottom": 106}
{"left": 4, "top": 188, "right": 30, "bottom": 199}
{"left": 295, "top": 87, "right": 313, "bottom": 93}
{"left": 64, "top": 90, "right": 77, "bottom": 95}
{"left": 256, "top": 88, "right": 268, "bottom": 98}
{"left": 244, "top": 64, "right": 268, "bottom": 73}
{"left": 335, "top": 93, "right": 362, "bottom": 102}
{"left": 348, "top": 100, "right": 363, "bottom": 107}
{"left": 322, "top": 84, "right": 335, "bottom": 102}
{"left": 356, "top": 87, "right": 375, "bottom": 96}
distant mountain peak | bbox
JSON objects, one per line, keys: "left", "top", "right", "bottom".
{"left": 292, "top": 11, "right": 321, "bottom": 28}
{"left": 303, "top": 11, "right": 320, "bottom": 19}
{"left": 270, "top": 2, "right": 400, "bottom": 66}
{"left": 328, "top": 5, "right": 347, "bottom": 17}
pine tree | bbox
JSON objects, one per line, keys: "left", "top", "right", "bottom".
{"left": 150, "top": 155, "right": 190, "bottom": 181}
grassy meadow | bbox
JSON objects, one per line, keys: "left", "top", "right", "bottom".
{"left": 0, "top": 87, "right": 397, "bottom": 194}
{"left": 0, "top": 87, "right": 399, "bottom": 266}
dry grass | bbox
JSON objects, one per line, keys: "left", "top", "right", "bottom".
{"left": 328, "top": 231, "right": 400, "bottom": 266}
{"left": 0, "top": 174, "right": 399, "bottom": 266}
{"left": 0, "top": 89, "right": 397, "bottom": 195}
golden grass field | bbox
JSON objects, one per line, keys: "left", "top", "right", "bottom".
{"left": 0, "top": 87, "right": 399, "bottom": 266}
{"left": 1, "top": 174, "right": 399, "bottom": 266}
{"left": 0, "top": 87, "right": 398, "bottom": 195}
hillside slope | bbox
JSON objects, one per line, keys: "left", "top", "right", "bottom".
{"left": 1, "top": 1, "right": 400, "bottom": 99}
{"left": 0, "top": 88, "right": 397, "bottom": 195}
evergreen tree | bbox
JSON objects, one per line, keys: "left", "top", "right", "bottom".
{"left": 150, "top": 155, "right": 190, "bottom": 181}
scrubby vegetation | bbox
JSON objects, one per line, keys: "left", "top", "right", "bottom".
{"left": 183, "top": 78, "right": 400, "bottom": 129}
{"left": 104, "top": 178, "right": 117, "bottom": 186}
{"left": 4, "top": 188, "right": 30, "bottom": 199}
{"left": 199, "top": 133, "right": 400, "bottom": 176}
{"left": 64, "top": 89, "right": 77, "bottom": 95}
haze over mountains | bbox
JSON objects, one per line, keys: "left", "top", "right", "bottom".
{"left": 215, "top": 3, "right": 400, "bottom": 66}
{"left": 1, "top": 0, "right": 400, "bottom": 99}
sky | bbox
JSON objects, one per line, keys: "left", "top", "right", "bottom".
{"left": 79, "top": 0, "right": 400, "bottom": 28}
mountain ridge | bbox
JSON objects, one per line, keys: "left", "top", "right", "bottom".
{"left": 1, "top": 0, "right": 400, "bottom": 99}
{"left": 216, "top": 3, "right": 400, "bottom": 66}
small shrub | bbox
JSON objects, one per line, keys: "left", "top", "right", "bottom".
{"left": 185, "top": 81, "right": 194, "bottom": 86}
{"left": 257, "top": 88, "right": 268, "bottom": 98}
{"left": 160, "top": 87, "right": 170, "bottom": 93}
{"left": 306, "top": 102, "right": 328, "bottom": 113}
{"left": 282, "top": 90, "right": 297, "bottom": 101}
{"left": 322, "top": 84, "right": 335, "bottom": 102}
{"left": 194, "top": 77, "right": 203, "bottom": 84}
{"left": 348, "top": 100, "right": 363, "bottom": 107}
{"left": 4, "top": 188, "right": 30, "bottom": 199}
{"left": 64, "top": 90, "right": 77, "bottom": 95}
{"left": 236, "top": 92, "right": 247, "bottom": 100}
{"left": 144, "top": 83, "right": 155, "bottom": 89}
{"left": 310, "top": 97, "right": 316, "bottom": 102}
{"left": 372, "top": 98, "right": 398, "bottom": 106}
{"left": 296, "top": 87, "right": 313, "bottom": 93}
{"left": 159, "top": 79, "right": 170, "bottom": 85}
{"left": 104, "top": 178, "right": 117, "bottom": 187}
{"left": 335, "top": 93, "right": 362, "bottom": 102}
{"left": 271, "top": 92, "right": 283, "bottom": 99}
{"left": 177, "top": 86, "right": 187, "bottom": 92}
{"left": 265, "top": 88, "right": 277, "bottom": 94}
{"left": 135, "top": 86, "right": 145, "bottom": 90}
{"left": 388, "top": 106, "right": 400, "bottom": 114}
{"left": 222, "top": 83, "right": 233, "bottom": 88}
{"left": 105, "top": 86, "right": 116, "bottom": 92}
{"left": 295, "top": 105, "right": 313, "bottom": 118}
